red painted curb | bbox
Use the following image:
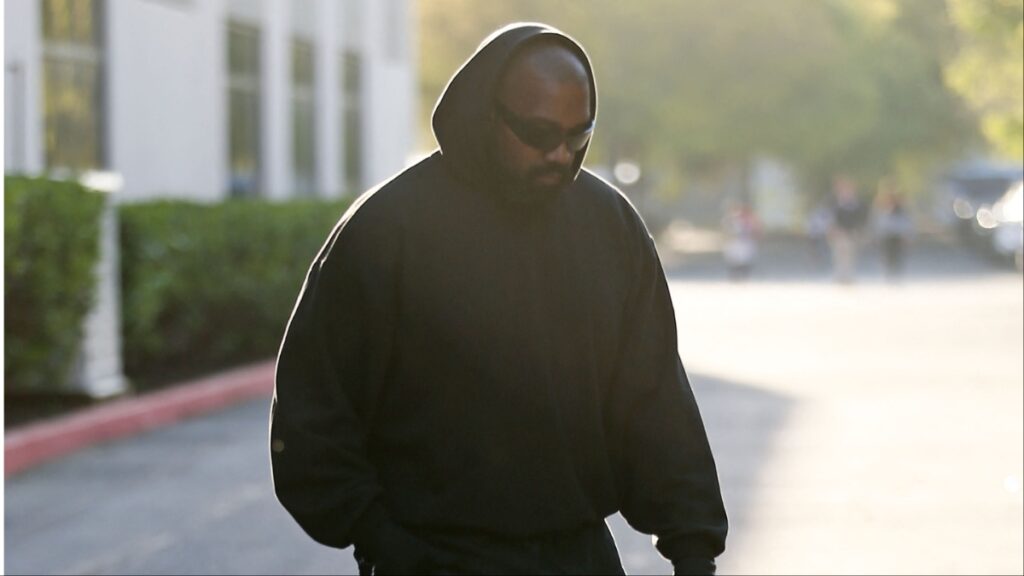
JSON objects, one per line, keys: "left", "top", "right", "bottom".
{"left": 5, "top": 360, "right": 277, "bottom": 477}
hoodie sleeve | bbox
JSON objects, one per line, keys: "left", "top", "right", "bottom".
{"left": 269, "top": 204, "right": 400, "bottom": 550}
{"left": 607, "top": 224, "right": 728, "bottom": 571}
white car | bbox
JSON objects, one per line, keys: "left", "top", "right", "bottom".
{"left": 979, "top": 180, "right": 1024, "bottom": 270}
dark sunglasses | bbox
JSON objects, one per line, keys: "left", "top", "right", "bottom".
{"left": 495, "top": 101, "right": 595, "bottom": 154}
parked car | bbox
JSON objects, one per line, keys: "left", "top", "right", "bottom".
{"left": 937, "top": 163, "right": 1023, "bottom": 259}
{"left": 984, "top": 180, "right": 1024, "bottom": 270}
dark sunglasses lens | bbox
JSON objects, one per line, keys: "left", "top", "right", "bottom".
{"left": 519, "top": 125, "right": 562, "bottom": 152}
{"left": 523, "top": 126, "right": 592, "bottom": 153}
{"left": 500, "top": 102, "right": 594, "bottom": 153}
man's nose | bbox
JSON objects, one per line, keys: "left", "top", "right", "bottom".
{"left": 544, "top": 141, "right": 573, "bottom": 165}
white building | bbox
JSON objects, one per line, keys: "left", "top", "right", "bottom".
{"left": 4, "top": 0, "right": 417, "bottom": 201}
{"left": 4, "top": 0, "right": 416, "bottom": 397}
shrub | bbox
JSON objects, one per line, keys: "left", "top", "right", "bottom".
{"left": 4, "top": 176, "right": 106, "bottom": 392}
{"left": 119, "top": 198, "right": 349, "bottom": 388}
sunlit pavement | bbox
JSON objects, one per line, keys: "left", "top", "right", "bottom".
{"left": 666, "top": 236, "right": 1024, "bottom": 575}
{"left": 5, "top": 236, "right": 1023, "bottom": 575}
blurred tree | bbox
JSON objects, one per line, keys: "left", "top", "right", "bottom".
{"left": 945, "top": 0, "right": 1024, "bottom": 162}
{"left": 789, "top": 0, "right": 977, "bottom": 196}
{"left": 418, "top": 0, "right": 976, "bottom": 200}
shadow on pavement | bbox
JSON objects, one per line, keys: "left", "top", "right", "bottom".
{"left": 5, "top": 373, "right": 796, "bottom": 575}
{"left": 691, "top": 372, "right": 796, "bottom": 575}
{"left": 607, "top": 372, "right": 797, "bottom": 575}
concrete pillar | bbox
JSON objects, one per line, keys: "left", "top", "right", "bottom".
{"left": 315, "top": 0, "right": 340, "bottom": 198}
{"left": 75, "top": 171, "right": 128, "bottom": 398}
{"left": 262, "top": 0, "right": 290, "bottom": 199}
{"left": 362, "top": 0, "right": 415, "bottom": 187}
{"left": 336, "top": 0, "right": 361, "bottom": 194}
{"left": 207, "top": 0, "right": 228, "bottom": 200}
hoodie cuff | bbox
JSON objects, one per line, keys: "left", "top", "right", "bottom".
{"left": 671, "top": 557, "right": 716, "bottom": 575}
{"left": 349, "top": 503, "right": 432, "bottom": 570}
{"left": 350, "top": 503, "right": 389, "bottom": 550}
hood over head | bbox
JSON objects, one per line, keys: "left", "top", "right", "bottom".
{"left": 431, "top": 23, "right": 597, "bottom": 195}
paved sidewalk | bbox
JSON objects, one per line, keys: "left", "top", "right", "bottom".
{"left": 5, "top": 360, "right": 276, "bottom": 477}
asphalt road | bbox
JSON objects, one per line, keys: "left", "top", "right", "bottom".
{"left": 5, "top": 235, "right": 1023, "bottom": 575}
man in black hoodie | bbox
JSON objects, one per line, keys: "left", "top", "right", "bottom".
{"left": 270, "top": 23, "right": 728, "bottom": 575}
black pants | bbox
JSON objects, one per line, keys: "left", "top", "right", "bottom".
{"left": 363, "top": 521, "right": 626, "bottom": 575}
{"left": 883, "top": 235, "right": 905, "bottom": 278}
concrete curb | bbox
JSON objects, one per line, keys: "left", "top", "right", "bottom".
{"left": 5, "top": 360, "right": 276, "bottom": 477}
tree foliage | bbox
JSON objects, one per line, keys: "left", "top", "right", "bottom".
{"left": 945, "top": 0, "right": 1024, "bottom": 161}
{"left": 418, "top": 0, "right": 986, "bottom": 196}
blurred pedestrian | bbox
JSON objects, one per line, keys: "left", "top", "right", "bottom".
{"left": 721, "top": 199, "right": 761, "bottom": 281}
{"left": 873, "top": 182, "right": 914, "bottom": 281}
{"left": 805, "top": 201, "right": 833, "bottom": 267}
{"left": 270, "top": 23, "right": 727, "bottom": 576}
{"left": 827, "top": 175, "right": 868, "bottom": 284}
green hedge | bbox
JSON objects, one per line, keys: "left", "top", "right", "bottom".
{"left": 119, "top": 198, "right": 349, "bottom": 387}
{"left": 4, "top": 176, "right": 106, "bottom": 392}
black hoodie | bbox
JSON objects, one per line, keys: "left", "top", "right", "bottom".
{"left": 271, "top": 23, "right": 727, "bottom": 572}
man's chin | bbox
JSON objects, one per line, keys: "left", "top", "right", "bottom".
{"left": 504, "top": 179, "right": 567, "bottom": 206}
{"left": 530, "top": 181, "right": 567, "bottom": 196}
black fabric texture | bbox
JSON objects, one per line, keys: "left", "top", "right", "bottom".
{"left": 270, "top": 22, "right": 727, "bottom": 572}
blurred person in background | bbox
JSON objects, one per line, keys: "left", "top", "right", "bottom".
{"left": 270, "top": 23, "right": 727, "bottom": 575}
{"left": 805, "top": 200, "right": 833, "bottom": 268}
{"left": 827, "top": 175, "right": 869, "bottom": 284}
{"left": 872, "top": 180, "right": 914, "bottom": 282}
{"left": 721, "top": 198, "right": 762, "bottom": 281}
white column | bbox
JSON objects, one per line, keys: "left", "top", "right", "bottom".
{"left": 105, "top": 0, "right": 127, "bottom": 185}
{"left": 362, "top": 0, "right": 415, "bottom": 187}
{"left": 363, "top": 0, "right": 381, "bottom": 185}
{"left": 67, "top": 5, "right": 129, "bottom": 398}
{"left": 207, "top": 0, "right": 229, "bottom": 200}
{"left": 76, "top": 172, "right": 128, "bottom": 398}
{"left": 336, "top": 0, "right": 359, "bottom": 194}
{"left": 262, "top": 0, "right": 290, "bottom": 199}
{"left": 3, "top": 0, "right": 45, "bottom": 173}
{"left": 315, "top": 0, "right": 340, "bottom": 198}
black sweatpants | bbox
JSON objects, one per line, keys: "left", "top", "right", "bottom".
{"left": 364, "top": 521, "right": 626, "bottom": 575}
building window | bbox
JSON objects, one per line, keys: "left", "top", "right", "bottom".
{"left": 291, "top": 38, "right": 317, "bottom": 196}
{"left": 41, "top": 0, "right": 105, "bottom": 171}
{"left": 227, "top": 22, "right": 261, "bottom": 198}
{"left": 341, "top": 50, "right": 362, "bottom": 194}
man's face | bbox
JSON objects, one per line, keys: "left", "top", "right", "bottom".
{"left": 492, "top": 52, "right": 592, "bottom": 197}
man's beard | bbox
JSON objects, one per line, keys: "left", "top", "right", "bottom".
{"left": 495, "top": 161, "right": 574, "bottom": 207}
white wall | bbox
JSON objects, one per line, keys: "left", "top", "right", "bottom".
{"left": 4, "top": 0, "right": 415, "bottom": 201}
{"left": 261, "top": 0, "right": 289, "bottom": 199}
{"left": 338, "top": 0, "right": 362, "bottom": 192}
{"left": 291, "top": 0, "right": 317, "bottom": 39}
{"left": 4, "top": 0, "right": 45, "bottom": 174}
{"left": 363, "top": 0, "right": 416, "bottom": 188}
{"left": 108, "top": 0, "right": 225, "bottom": 203}
{"left": 315, "top": 0, "right": 341, "bottom": 198}
{"left": 226, "top": 0, "right": 263, "bottom": 26}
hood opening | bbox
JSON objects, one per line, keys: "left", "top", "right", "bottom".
{"left": 431, "top": 23, "right": 598, "bottom": 196}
